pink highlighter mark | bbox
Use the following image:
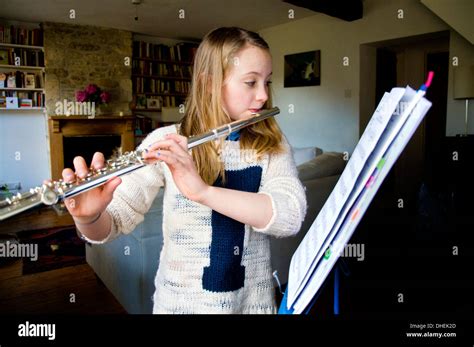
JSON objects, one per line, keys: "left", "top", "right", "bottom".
{"left": 365, "top": 175, "right": 375, "bottom": 188}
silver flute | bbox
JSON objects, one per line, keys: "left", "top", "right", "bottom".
{"left": 0, "top": 107, "right": 280, "bottom": 221}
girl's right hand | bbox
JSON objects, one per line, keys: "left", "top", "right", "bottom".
{"left": 61, "top": 152, "right": 122, "bottom": 223}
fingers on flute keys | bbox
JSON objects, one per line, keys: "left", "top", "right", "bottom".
{"left": 91, "top": 152, "right": 105, "bottom": 170}
{"left": 143, "top": 136, "right": 188, "bottom": 162}
{"left": 62, "top": 152, "right": 105, "bottom": 183}
{"left": 61, "top": 157, "right": 84, "bottom": 183}
{"left": 73, "top": 156, "right": 89, "bottom": 179}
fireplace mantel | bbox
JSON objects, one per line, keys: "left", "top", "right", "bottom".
{"left": 48, "top": 115, "right": 135, "bottom": 179}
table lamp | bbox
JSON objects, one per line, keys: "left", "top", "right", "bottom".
{"left": 453, "top": 65, "right": 474, "bottom": 136}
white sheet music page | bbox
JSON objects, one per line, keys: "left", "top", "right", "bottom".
{"left": 291, "top": 87, "right": 421, "bottom": 302}
{"left": 287, "top": 87, "right": 407, "bottom": 308}
{"left": 292, "top": 96, "right": 432, "bottom": 313}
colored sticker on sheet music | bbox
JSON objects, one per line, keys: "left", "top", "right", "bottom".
{"left": 351, "top": 208, "right": 360, "bottom": 221}
{"left": 377, "top": 157, "right": 386, "bottom": 170}
{"left": 324, "top": 247, "right": 331, "bottom": 260}
{"left": 365, "top": 175, "right": 375, "bottom": 188}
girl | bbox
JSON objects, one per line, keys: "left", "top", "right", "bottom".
{"left": 64, "top": 27, "right": 307, "bottom": 314}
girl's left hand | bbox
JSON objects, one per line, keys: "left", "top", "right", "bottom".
{"left": 142, "top": 133, "right": 210, "bottom": 203}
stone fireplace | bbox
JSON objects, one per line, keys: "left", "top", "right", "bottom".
{"left": 48, "top": 116, "right": 134, "bottom": 179}
{"left": 43, "top": 22, "right": 132, "bottom": 117}
{"left": 43, "top": 22, "right": 135, "bottom": 180}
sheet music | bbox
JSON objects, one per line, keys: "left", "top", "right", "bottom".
{"left": 287, "top": 86, "right": 430, "bottom": 309}
{"left": 287, "top": 87, "right": 406, "bottom": 307}
{"left": 292, "top": 97, "right": 432, "bottom": 313}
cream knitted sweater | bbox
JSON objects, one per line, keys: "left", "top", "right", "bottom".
{"left": 85, "top": 124, "right": 307, "bottom": 314}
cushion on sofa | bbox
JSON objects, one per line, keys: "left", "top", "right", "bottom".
{"left": 297, "top": 152, "right": 346, "bottom": 181}
{"left": 291, "top": 147, "right": 322, "bottom": 166}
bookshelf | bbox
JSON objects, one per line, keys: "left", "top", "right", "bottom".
{"left": 0, "top": 23, "right": 45, "bottom": 111}
{"left": 131, "top": 39, "right": 198, "bottom": 144}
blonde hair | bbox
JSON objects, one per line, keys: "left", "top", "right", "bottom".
{"left": 179, "top": 27, "right": 284, "bottom": 186}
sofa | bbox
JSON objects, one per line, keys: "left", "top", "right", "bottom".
{"left": 86, "top": 147, "right": 346, "bottom": 313}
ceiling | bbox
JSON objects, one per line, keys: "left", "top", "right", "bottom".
{"left": 421, "top": 0, "right": 474, "bottom": 44}
{"left": 284, "top": 0, "right": 363, "bottom": 21}
{"left": 0, "top": 0, "right": 318, "bottom": 40}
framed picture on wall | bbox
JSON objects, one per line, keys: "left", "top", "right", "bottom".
{"left": 146, "top": 98, "right": 160, "bottom": 109}
{"left": 25, "top": 74, "right": 36, "bottom": 88}
{"left": 284, "top": 50, "right": 321, "bottom": 87}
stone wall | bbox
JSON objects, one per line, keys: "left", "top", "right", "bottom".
{"left": 44, "top": 22, "right": 132, "bottom": 116}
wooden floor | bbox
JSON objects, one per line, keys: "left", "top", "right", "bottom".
{"left": 0, "top": 204, "right": 126, "bottom": 314}
{"left": 0, "top": 204, "right": 127, "bottom": 314}
{"left": 0, "top": 260, "right": 127, "bottom": 314}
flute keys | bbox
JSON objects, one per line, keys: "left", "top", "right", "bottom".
{"left": 40, "top": 184, "right": 59, "bottom": 205}
{"left": 59, "top": 181, "right": 73, "bottom": 189}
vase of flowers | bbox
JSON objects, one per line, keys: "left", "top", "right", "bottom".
{"left": 75, "top": 84, "right": 111, "bottom": 115}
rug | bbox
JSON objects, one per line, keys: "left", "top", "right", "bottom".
{"left": 17, "top": 226, "right": 86, "bottom": 275}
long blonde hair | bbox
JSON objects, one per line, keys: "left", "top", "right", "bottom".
{"left": 180, "top": 27, "right": 284, "bottom": 186}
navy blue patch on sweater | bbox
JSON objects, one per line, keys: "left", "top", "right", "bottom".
{"left": 203, "top": 166, "right": 262, "bottom": 292}
{"left": 226, "top": 130, "right": 241, "bottom": 141}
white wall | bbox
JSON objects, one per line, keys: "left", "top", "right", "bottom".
{"left": 259, "top": 0, "right": 474, "bottom": 152}
{"left": 447, "top": 31, "right": 474, "bottom": 136}
{"left": 0, "top": 111, "right": 50, "bottom": 190}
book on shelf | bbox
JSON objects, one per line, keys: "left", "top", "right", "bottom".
{"left": 0, "top": 49, "right": 7, "bottom": 65}
{"left": 0, "top": 24, "right": 43, "bottom": 46}
{"left": 164, "top": 95, "right": 179, "bottom": 107}
{"left": 132, "top": 41, "right": 198, "bottom": 62}
{"left": 132, "top": 60, "right": 193, "bottom": 79}
{"left": 134, "top": 114, "right": 153, "bottom": 135}
{"left": 20, "top": 98, "right": 33, "bottom": 107}
{"left": 7, "top": 74, "right": 16, "bottom": 88}
{"left": 133, "top": 77, "right": 191, "bottom": 94}
{"left": 15, "top": 71, "right": 23, "bottom": 88}
{"left": 0, "top": 71, "right": 42, "bottom": 89}
{"left": 6, "top": 96, "right": 18, "bottom": 108}
{"left": 0, "top": 90, "right": 44, "bottom": 107}
{"left": 25, "top": 73, "right": 36, "bottom": 88}
{"left": 279, "top": 75, "right": 434, "bottom": 314}
{"left": 132, "top": 40, "right": 198, "bottom": 112}
{"left": 133, "top": 94, "right": 184, "bottom": 110}
{"left": 0, "top": 47, "right": 44, "bottom": 66}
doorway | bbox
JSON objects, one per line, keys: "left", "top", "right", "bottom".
{"left": 360, "top": 31, "right": 449, "bottom": 208}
